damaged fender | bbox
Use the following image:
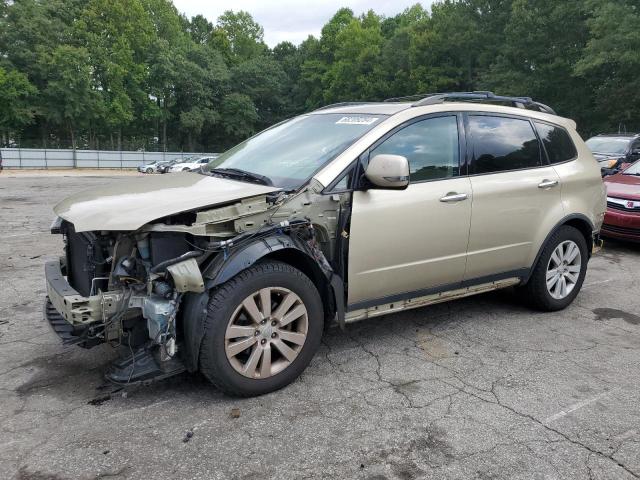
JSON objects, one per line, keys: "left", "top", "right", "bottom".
{"left": 180, "top": 223, "right": 345, "bottom": 372}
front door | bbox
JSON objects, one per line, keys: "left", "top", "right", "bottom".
{"left": 347, "top": 114, "right": 472, "bottom": 308}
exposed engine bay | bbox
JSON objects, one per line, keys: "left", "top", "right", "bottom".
{"left": 45, "top": 181, "right": 350, "bottom": 384}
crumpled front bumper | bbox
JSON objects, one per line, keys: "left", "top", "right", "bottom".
{"left": 44, "top": 259, "right": 129, "bottom": 328}
{"left": 44, "top": 260, "right": 106, "bottom": 347}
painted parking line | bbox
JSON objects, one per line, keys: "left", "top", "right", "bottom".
{"left": 545, "top": 390, "right": 615, "bottom": 423}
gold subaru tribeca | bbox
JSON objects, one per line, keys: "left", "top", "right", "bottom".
{"left": 45, "top": 92, "right": 606, "bottom": 396}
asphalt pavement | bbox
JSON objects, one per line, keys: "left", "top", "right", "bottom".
{"left": 1, "top": 172, "right": 639, "bottom": 480}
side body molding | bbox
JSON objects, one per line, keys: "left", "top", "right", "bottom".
{"left": 180, "top": 223, "right": 345, "bottom": 372}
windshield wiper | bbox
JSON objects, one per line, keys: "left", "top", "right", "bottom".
{"left": 210, "top": 168, "right": 273, "bottom": 186}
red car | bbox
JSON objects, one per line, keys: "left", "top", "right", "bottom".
{"left": 602, "top": 160, "right": 640, "bottom": 241}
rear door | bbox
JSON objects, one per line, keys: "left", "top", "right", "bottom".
{"left": 347, "top": 114, "right": 472, "bottom": 308}
{"left": 464, "top": 114, "right": 563, "bottom": 280}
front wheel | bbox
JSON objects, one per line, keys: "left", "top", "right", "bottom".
{"left": 145, "top": 167, "right": 153, "bottom": 174}
{"left": 199, "top": 261, "right": 324, "bottom": 397}
{"left": 520, "top": 225, "right": 588, "bottom": 311}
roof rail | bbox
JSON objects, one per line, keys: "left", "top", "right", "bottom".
{"left": 385, "top": 91, "right": 556, "bottom": 115}
{"left": 313, "top": 102, "right": 372, "bottom": 112}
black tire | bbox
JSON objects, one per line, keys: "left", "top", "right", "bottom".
{"left": 145, "top": 167, "right": 153, "bottom": 174}
{"left": 199, "top": 260, "right": 324, "bottom": 397}
{"left": 520, "top": 225, "right": 588, "bottom": 311}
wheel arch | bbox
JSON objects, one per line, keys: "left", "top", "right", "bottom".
{"left": 522, "top": 213, "right": 595, "bottom": 285}
{"left": 180, "top": 232, "right": 345, "bottom": 372}
{"left": 262, "top": 248, "right": 337, "bottom": 324}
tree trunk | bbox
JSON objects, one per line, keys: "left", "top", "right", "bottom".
{"left": 162, "top": 96, "right": 168, "bottom": 152}
{"left": 69, "top": 122, "right": 76, "bottom": 150}
{"left": 110, "top": 132, "right": 115, "bottom": 150}
{"left": 88, "top": 126, "right": 94, "bottom": 150}
{"left": 117, "top": 129, "right": 122, "bottom": 151}
{"left": 41, "top": 122, "right": 48, "bottom": 149}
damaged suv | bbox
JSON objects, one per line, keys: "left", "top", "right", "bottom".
{"left": 45, "top": 92, "right": 606, "bottom": 396}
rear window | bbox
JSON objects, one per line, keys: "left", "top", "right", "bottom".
{"left": 535, "top": 122, "right": 577, "bottom": 164}
{"left": 468, "top": 115, "right": 541, "bottom": 174}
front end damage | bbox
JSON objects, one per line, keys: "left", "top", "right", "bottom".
{"left": 44, "top": 182, "right": 348, "bottom": 384}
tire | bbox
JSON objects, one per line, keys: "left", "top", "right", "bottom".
{"left": 199, "top": 260, "right": 324, "bottom": 397}
{"left": 520, "top": 225, "right": 588, "bottom": 311}
{"left": 145, "top": 167, "right": 153, "bottom": 174}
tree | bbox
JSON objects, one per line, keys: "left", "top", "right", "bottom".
{"left": 0, "top": 67, "right": 37, "bottom": 146}
{"left": 217, "top": 11, "right": 266, "bottom": 62}
{"left": 77, "top": 0, "right": 155, "bottom": 148}
{"left": 575, "top": 0, "right": 640, "bottom": 133}
{"left": 1, "top": 0, "right": 639, "bottom": 150}
{"left": 219, "top": 93, "right": 258, "bottom": 142}
{"left": 188, "top": 14, "right": 215, "bottom": 45}
{"left": 322, "top": 11, "right": 386, "bottom": 102}
{"left": 484, "top": 0, "right": 592, "bottom": 124}
{"left": 40, "top": 45, "right": 99, "bottom": 149}
{"left": 231, "top": 56, "right": 288, "bottom": 127}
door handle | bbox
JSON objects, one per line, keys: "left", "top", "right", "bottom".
{"left": 538, "top": 179, "right": 559, "bottom": 189}
{"left": 439, "top": 192, "right": 468, "bottom": 203}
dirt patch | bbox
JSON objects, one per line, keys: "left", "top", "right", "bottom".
{"left": 416, "top": 330, "right": 456, "bottom": 359}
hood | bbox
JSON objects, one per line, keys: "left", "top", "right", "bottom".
{"left": 54, "top": 172, "right": 280, "bottom": 232}
{"left": 604, "top": 173, "right": 640, "bottom": 200}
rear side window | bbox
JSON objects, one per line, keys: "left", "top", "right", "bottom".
{"left": 535, "top": 122, "right": 577, "bottom": 163}
{"left": 468, "top": 115, "right": 541, "bottom": 174}
{"left": 371, "top": 115, "right": 459, "bottom": 181}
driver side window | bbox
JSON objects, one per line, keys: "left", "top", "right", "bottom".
{"left": 370, "top": 116, "right": 460, "bottom": 182}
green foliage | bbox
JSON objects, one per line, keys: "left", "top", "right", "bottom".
{"left": 40, "top": 45, "right": 99, "bottom": 147}
{"left": 575, "top": 0, "right": 640, "bottom": 132}
{"left": 217, "top": 10, "right": 266, "bottom": 62}
{"left": 0, "top": 67, "right": 37, "bottom": 134}
{"left": 219, "top": 93, "right": 258, "bottom": 141}
{"left": 1, "top": 0, "right": 639, "bottom": 149}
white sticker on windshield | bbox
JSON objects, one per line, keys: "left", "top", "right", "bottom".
{"left": 336, "top": 116, "right": 379, "bottom": 125}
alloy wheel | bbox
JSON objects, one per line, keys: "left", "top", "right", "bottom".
{"left": 546, "top": 240, "right": 582, "bottom": 300}
{"left": 224, "top": 287, "right": 308, "bottom": 379}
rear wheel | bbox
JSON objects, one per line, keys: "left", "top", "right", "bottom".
{"left": 199, "top": 261, "right": 323, "bottom": 396}
{"left": 520, "top": 225, "right": 588, "bottom": 311}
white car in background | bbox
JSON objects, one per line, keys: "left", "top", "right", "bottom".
{"left": 167, "top": 156, "right": 217, "bottom": 173}
{"left": 137, "top": 160, "right": 171, "bottom": 174}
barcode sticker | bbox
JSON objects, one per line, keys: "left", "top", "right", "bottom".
{"left": 336, "top": 116, "right": 379, "bottom": 125}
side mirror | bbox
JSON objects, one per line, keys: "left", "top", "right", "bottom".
{"left": 365, "top": 154, "right": 410, "bottom": 189}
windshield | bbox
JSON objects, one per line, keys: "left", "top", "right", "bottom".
{"left": 585, "top": 137, "right": 630, "bottom": 155}
{"left": 623, "top": 160, "right": 640, "bottom": 175}
{"left": 208, "top": 113, "right": 386, "bottom": 189}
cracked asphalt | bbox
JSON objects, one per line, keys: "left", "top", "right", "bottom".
{"left": 1, "top": 172, "right": 640, "bottom": 480}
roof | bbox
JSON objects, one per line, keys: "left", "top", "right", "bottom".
{"left": 310, "top": 101, "right": 573, "bottom": 130}
{"left": 311, "top": 91, "right": 557, "bottom": 117}
{"left": 310, "top": 102, "right": 411, "bottom": 115}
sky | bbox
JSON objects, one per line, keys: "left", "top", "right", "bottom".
{"left": 172, "top": 0, "right": 433, "bottom": 47}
